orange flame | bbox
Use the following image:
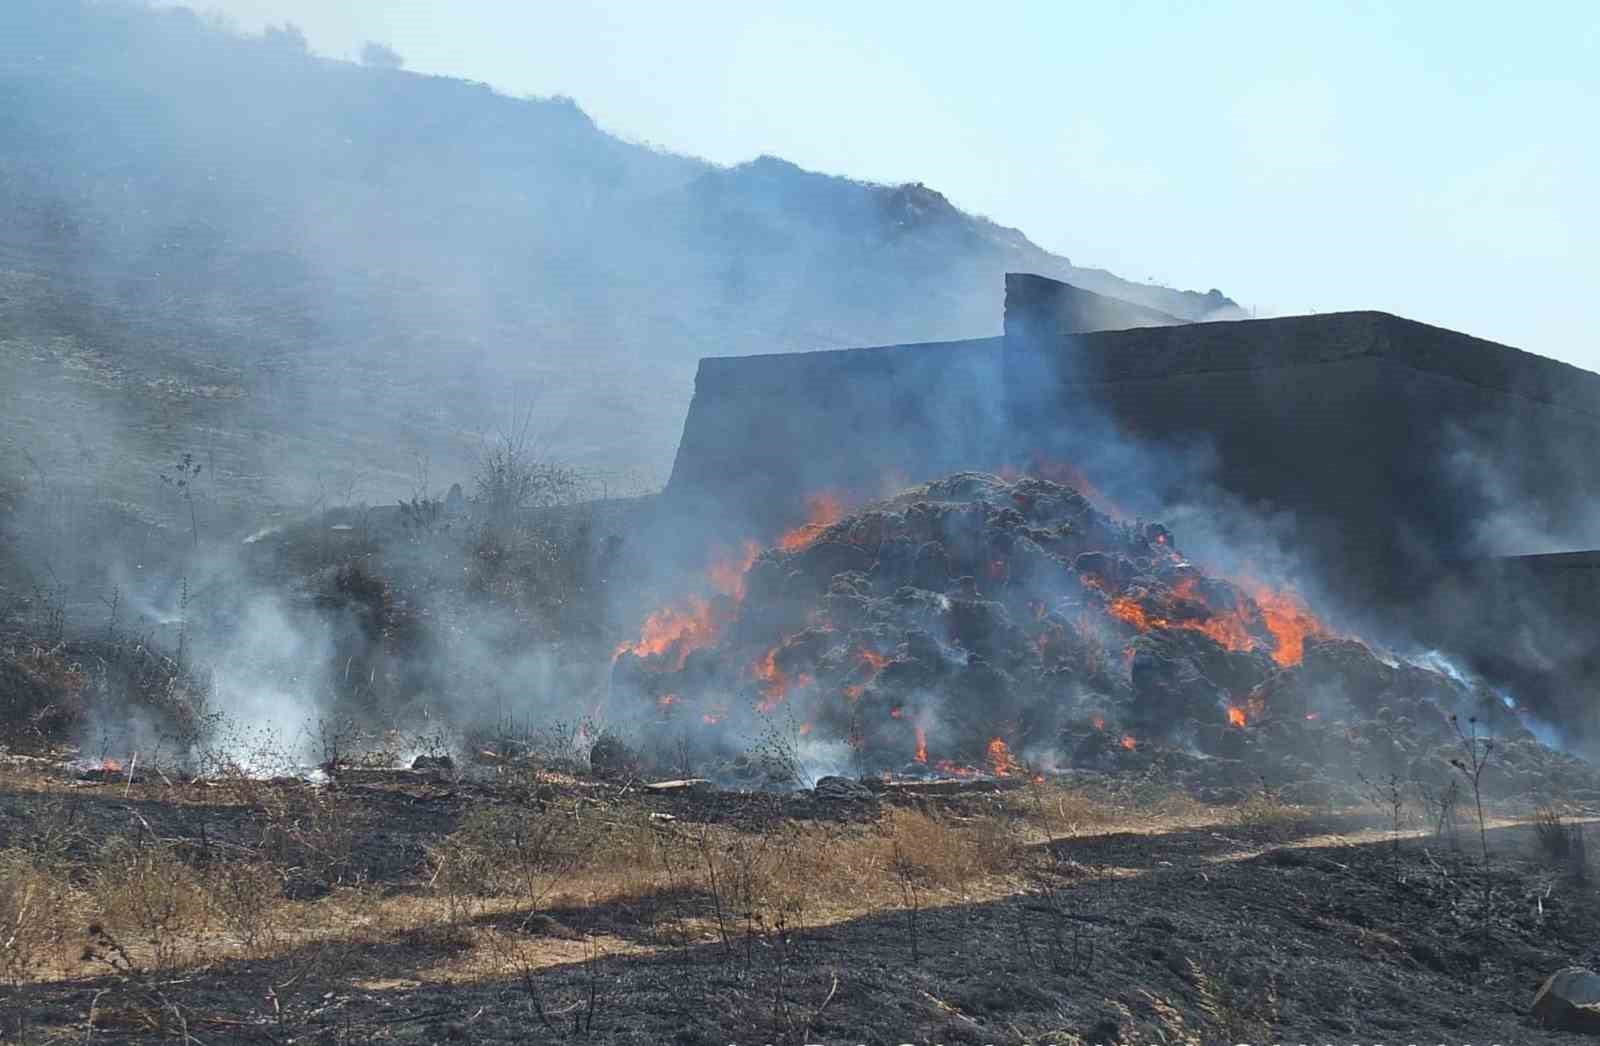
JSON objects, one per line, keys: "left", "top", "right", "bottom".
{"left": 859, "top": 648, "right": 890, "bottom": 674}
{"left": 1250, "top": 584, "right": 1328, "bottom": 667}
{"left": 1091, "top": 716, "right": 1106, "bottom": 731}
{"left": 101, "top": 758, "right": 123, "bottom": 773}
{"left": 707, "top": 540, "right": 761, "bottom": 602}
{"left": 752, "top": 648, "right": 810, "bottom": 712}
{"left": 987, "top": 738, "right": 1016, "bottom": 777}
{"left": 777, "top": 493, "right": 844, "bottom": 553}
{"left": 1120, "top": 735, "right": 1137, "bottom": 751}
{"left": 1108, "top": 596, "right": 1153, "bottom": 630}
{"left": 1227, "top": 705, "right": 1247, "bottom": 728}
{"left": 615, "top": 596, "right": 724, "bottom": 669}
{"left": 656, "top": 693, "right": 678, "bottom": 711}
{"left": 1110, "top": 586, "right": 1269, "bottom": 658}
{"left": 914, "top": 726, "right": 928, "bottom": 763}
{"left": 1111, "top": 594, "right": 1251, "bottom": 651}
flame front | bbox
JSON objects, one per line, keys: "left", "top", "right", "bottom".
{"left": 1227, "top": 705, "right": 1247, "bottom": 728}
{"left": 1250, "top": 584, "right": 1328, "bottom": 666}
{"left": 777, "top": 492, "right": 844, "bottom": 553}
{"left": 753, "top": 647, "right": 789, "bottom": 711}
{"left": 615, "top": 596, "right": 723, "bottom": 668}
{"left": 617, "top": 540, "right": 763, "bottom": 669}
{"left": 987, "top": 737, "right": 1016, "bottom": 776}
{"left": 707, "top": 540, "right": 761, "bottom": 602}
{"left": 914, "top": 726, "right": 928, "bottom": 763}
{"left": 1112, "top": 576, "right": 1327, "bottom": 667}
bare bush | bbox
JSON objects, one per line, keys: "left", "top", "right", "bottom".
{"left": 427, "top": 804, "right": 609, "bottom": 924}
{"left": 205, "top": 860, "right": 282, "bottom": 955}
{"left": 472, "top": 430, "right": 586, "bottom": 528}
{"left": 253, "top": 785, "right": 370, "bottom": 894}
{"left": 1449, "top": 714, "right": 1496, "bottom": 860}
{"left": 0, "top": 645, "right": 88, "bottom": 751}
{"left": 1534, "top": 803, "right": 1571, "bottom": 860}
{"left": 90, "top": 838, "right": 212, "bottom": 971}
{"left": 1415, "top": 776, "right": 1463, "bottom": 849}
{"left": 0, "top": 850, "right": 71, "bottom": 985}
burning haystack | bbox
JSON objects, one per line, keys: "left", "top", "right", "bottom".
{"left": 614, "top": 472, "right": 1598, "bottom": 803}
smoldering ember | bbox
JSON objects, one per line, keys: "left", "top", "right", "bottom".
{"left": 8, "top": 5, "right": 1600, "bottom": 1041}
{"left": 611, "top": 468, "right": 1592, "bottom": 806}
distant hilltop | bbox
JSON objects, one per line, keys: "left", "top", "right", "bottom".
{"left": 0, "top": 0, "right": 1240, "bottom": 511}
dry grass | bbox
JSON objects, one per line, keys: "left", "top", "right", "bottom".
{"left": 0, "top": 764, "right": 1310, "bottom": 997}
{"left": 0, "top": 850, "right": 75, "bottom": 985}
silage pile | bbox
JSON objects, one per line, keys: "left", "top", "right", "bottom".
{"left": 612, "top": 472, "right": 1598, "bottom": 804}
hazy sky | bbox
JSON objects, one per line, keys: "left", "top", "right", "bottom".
{"left": 186, "top": 1, "right": 1596, "bottom": 366}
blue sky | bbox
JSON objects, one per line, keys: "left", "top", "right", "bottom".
{"left": 190, "top": 1, "right": 1596, "bottom": 367}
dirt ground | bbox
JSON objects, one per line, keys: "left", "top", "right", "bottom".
{"left": 2, "top": 756, "right": 1598, "bottom": 1045}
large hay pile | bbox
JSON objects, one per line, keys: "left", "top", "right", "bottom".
{"left": 614, "top": 472, "right": 1596, "bottom": 802}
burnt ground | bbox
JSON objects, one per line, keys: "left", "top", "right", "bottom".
{"left": 3, "top": 762, "right": 1600, "bottom": 1045}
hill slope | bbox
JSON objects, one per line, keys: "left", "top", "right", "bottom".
{"left": 0, "top": 0, "right": 1239, "bottom": 525}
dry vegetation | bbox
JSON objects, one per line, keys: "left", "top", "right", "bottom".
{"left": 4, "top": 449, "right": 1598, "bottom": 1041}
{"left": 3, "top": 748, "right": 1599, "bottom": 1044}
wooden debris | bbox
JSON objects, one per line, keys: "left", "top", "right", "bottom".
{"left": 866, "top": 776, "right": 1026, "bottom": 795}
{"left": 643, "top": 778, "right": 712, "bottom": 792}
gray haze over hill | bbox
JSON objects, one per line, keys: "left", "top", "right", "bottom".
{"left": 0, "top": 0, "right": 1239, "bottom": 531}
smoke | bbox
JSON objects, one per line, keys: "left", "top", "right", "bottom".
{"left": 7, "top": 0, "right": 1594, "bottom": 784}
{"left": 200, "top": 593, "right": 330, "bottom": 771}
{"left": 0, "top": 1, "right": 1237, "bottom": 515}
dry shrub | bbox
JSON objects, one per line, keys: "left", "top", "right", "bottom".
{"left": 205, "top": 860, "right": 283, "bottom": 955}
{"left": 463, "top": 524, "right": 579, "bottom": 633}
{"left": 91, "top": 837, "right": 213, "bottom": 970}
{"left": 254, "top": 784, "right": 369, "bottom": 890}
{"left": 0, "top": 850, "right": 73, "bottom": 984}
{"left": 875, "top": 806, "right": 1020, "bottom": 889}
{"left": 1228, "top": 786, "right": 1301, "bottom": 827}
{"left": 428, "top": 803, "right": 615, "bottom": 922}
{"left": 1012, "top": 779, "right": 1146, "bottom": 838}
{"left": 697, "top": 820, "right": 809, "bottom": 919}
{"left": 0, "top": 646, "right": 88, "bottom": 749}
{"left": 1534, "top": 803, "right": 1572, "bottom": 859}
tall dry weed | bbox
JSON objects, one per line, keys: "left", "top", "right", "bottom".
{"left": 0, "top": 850, "right": 73, "bottom": 984}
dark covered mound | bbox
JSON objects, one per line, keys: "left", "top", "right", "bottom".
{"left": 613, "top": 471, "right": 1597, "bottom": 803}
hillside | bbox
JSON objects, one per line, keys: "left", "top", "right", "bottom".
{"left": 0, "top": 1, "right": 1237, "bottom": 530}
